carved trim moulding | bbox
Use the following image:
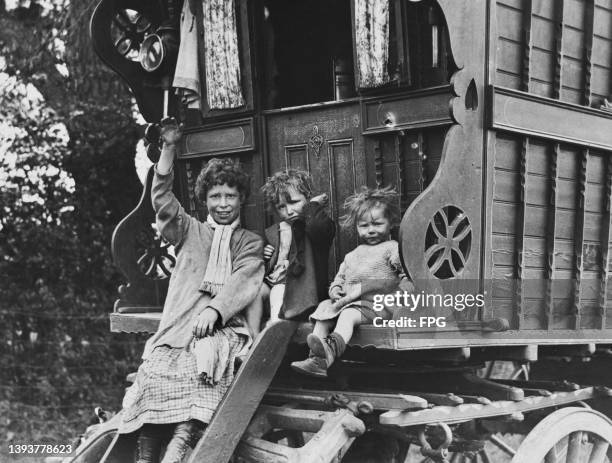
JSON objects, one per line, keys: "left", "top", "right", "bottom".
{"left": 179, "top": 117, "right": 256, "bottom": 159}
{"left": 361, "top": 85, "right": 454, "bottom": 136}
{"left": 488, "top": 86, "right": 612, "bottom": 152}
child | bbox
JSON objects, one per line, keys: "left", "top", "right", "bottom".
{"left": 120, "top": 118, "right": 265, "bottom": 463}
{"left": 245, "top": 170, "right": 335, "bottom": 336}
{"left": 291, "top": 187, "right": 413, "bottom": 378}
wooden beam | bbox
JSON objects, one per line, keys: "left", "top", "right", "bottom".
{"left": 265, "top": 387, "right": 428, "bottom": 411}
{"left": 544, "top": 144, "right": 559, "bottom": 329}
{"left": 374, "top": 138, "right": 383, "bottom": 188}
{"left": 520, "top": 0, "right": 534, "bottom": 92}
{"left": 599, "top": 156, "right": 612, "bottom": 330}
{"left": 380, "top": 387, "right": 602, "bottom": 427}
{"left": 583, "top": 0, "right": 595, "bottom": 106}
{"left": 514, "top": 137, "right": 528, "bottom": 330}
{"left": 109, "top": 312, "right": 160, "bottom": 333}
{"left": 552, "top": 0, "right": 565, "bottom": 100}
{"left": 573, "top": 150, "right": 588, "bottom": 330}
{"left": 489, "top": 86, "right": 612, "bottom": 151}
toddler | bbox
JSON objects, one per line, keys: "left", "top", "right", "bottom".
{"left": 291, "top": 187, "right": 412, "bottom": 377}
{"left": 245, "top": 170, "right": 335, "bottom": 336}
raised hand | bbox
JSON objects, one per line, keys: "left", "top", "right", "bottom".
{"left": 160, "top": 117, "right": 182, "bottom": 146}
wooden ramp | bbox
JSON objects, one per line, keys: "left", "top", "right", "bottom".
{"left": 188, "top": 320, "right": 299, "bottom": 463}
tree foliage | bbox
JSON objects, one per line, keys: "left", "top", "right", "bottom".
{"left": 0, "top": 0, "right": 148, "bottom": 447}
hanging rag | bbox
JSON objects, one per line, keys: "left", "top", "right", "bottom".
{"left": 190, "top": 330, "right": 232, "bottom": 385}
{"left": 173, "top": 0, "right": 201, "bottom": 109}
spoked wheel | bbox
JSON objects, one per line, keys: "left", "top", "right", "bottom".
{"left": 512, "top": 407, "right": 612, "bottom": 463}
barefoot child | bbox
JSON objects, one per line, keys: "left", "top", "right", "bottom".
{"left": 245, "top": 170, "right": 335, "bottom": 336}
{"left": 291, "top": 187, "right": 413, "bottom": 377}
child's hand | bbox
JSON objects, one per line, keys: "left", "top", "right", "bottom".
{"left": 263, "top": 244, "right": 275, "bottom": 261}
{"left": 160, "top": 117, "right": 182, "bottom": 146}
{"left": 310, "top": 193, "right": 329, "bottom": 206}
{"left": 193, "top": 307, "right": 219, "bottom": 338}
{"left": 399, "top": 278, "right": 414, "bottom": 293}
{"left": 329, "top": 286, "right": 345, "bottom": 302}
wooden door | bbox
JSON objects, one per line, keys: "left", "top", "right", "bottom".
{"left": 264, "top": 102, "right": 366, "bottom": 269}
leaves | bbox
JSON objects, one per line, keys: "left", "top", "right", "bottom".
{"left": 0, "top": 0, "right": 147, "bottom": 449}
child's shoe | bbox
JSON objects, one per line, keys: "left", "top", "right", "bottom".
{"left": 307, "top": 332, "right": 346, "bottom": 368}
{"left": 290, "top": 352, "right": 329, "bottom": 378}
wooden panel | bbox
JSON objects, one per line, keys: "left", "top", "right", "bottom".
{"left": 494, "top": 170, "right": 520, "bottom": 202}
{"left": 328, "top": 139, "right": 358, "bottom": 259}
{"left": 525, "top": 174, "right": 549, "bottom": 206}
{"left": 180, "top": 118, "right": 256, "bottom": 159}
{"left": 489, "top": 86, "right": 612, "bottom": 151}
{"left": 265, "top": 101, "right": 365, "bottom": 266}
{"left": 362, "top": 86, "right": 454, "bottom": 135}
{"left": 592, "top": 37, "right": 612, "bottom": 67}
{"left": 284, "top": 145, "right": 308, "bottom": 171}
{"left": 565, "top": 0, "right": 586, "bottom": 29}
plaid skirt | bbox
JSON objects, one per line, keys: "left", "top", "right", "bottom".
{"left": 119, "top": 327, "right": 247, "bottom": 434}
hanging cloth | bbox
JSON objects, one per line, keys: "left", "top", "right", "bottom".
{"left": 173, "top": 0, "right": 201, "bottom": 109}
{"left": 354, "top": 0, "right": 390, "bottom": 88}
{"left": 202, "top": 0, "right": 245, "bottom": 109}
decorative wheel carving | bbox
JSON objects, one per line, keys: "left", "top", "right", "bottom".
{"left": 135, "top": 229, "right": 175, "bottom": 279}
{"left": 425, "top": 205, "right": 471, "bottom": 279}
{"left": 512, "top": 407, "right": 612, "bottom": 463}
{"left": 111, "top": 9, "right": 153, "bottom": 61}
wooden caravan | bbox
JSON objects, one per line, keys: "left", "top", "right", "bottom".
{"left": 82, "top": 0, "right": 612, "bottom": 462}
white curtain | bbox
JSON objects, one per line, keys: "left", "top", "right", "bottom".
{"left": 355, "top": 0, "right": 390, "bottom": 88}
{"left": 202, "top": 0, "right": 245, "bottom": 109}
{"left": 173, "top": 0, "right": 245, "bottom": 110}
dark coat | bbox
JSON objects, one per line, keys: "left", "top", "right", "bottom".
{"left": 265, "top": 201, "right": 335, "bottom": 319}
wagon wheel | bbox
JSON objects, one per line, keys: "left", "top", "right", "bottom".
{"left": 512, "top": 407, "right": 612, "bottom": 463}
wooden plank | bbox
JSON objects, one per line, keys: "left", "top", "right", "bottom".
{"left": 380, "top": 387, "right": 602, "bottom": 427}
{"left": 265, "top": 387, "right": 428, "bottom": 411}
{"left": 573, "top": 150, "right": 588, "bottom": 329}
{"left": 489, "top": 86, "right": 612, "bottom": 151}
{"left": 188, "top": 320, "right": 299, "bottom": 463}
{"left": 109, "top": 312, "right": 161, "bottom": 333}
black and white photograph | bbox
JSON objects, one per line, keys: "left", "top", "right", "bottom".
{"left": 2, "top": 0, "right": 612, "bottom": 461}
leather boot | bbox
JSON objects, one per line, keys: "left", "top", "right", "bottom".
{"left": 161, "top": 420, "right": 204, "bottom": 463}
{"left": 136, "top": 427, "right": 162, "bottom": 463}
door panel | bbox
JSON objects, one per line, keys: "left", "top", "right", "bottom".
{"left": 264, "top": 103, "right": 365, "bottom": 268}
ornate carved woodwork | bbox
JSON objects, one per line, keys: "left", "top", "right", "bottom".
{"left": 111, "top": 167, "right": 171, "bottom": 312}
{"left": 399, "top": 1, "right": 485, "bottom": 294}
{"left": 91, "top": 0, "right": 180, "bottom": 122}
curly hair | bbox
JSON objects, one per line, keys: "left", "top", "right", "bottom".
{"left": 195, "top": 157, "right": 251, "bottom": 203}
{"left": 340, "top": 186, "right": 400, "bottom": 230}
{"left": 260, "top": 169, "right": 313, "bottom": 212}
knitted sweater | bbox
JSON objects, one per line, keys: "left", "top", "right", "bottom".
{"left": 330, "top": 240, "right": 404, "bottom": 304}
{"left": 143, "top": 167, "right": 264, "bottom": 359}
